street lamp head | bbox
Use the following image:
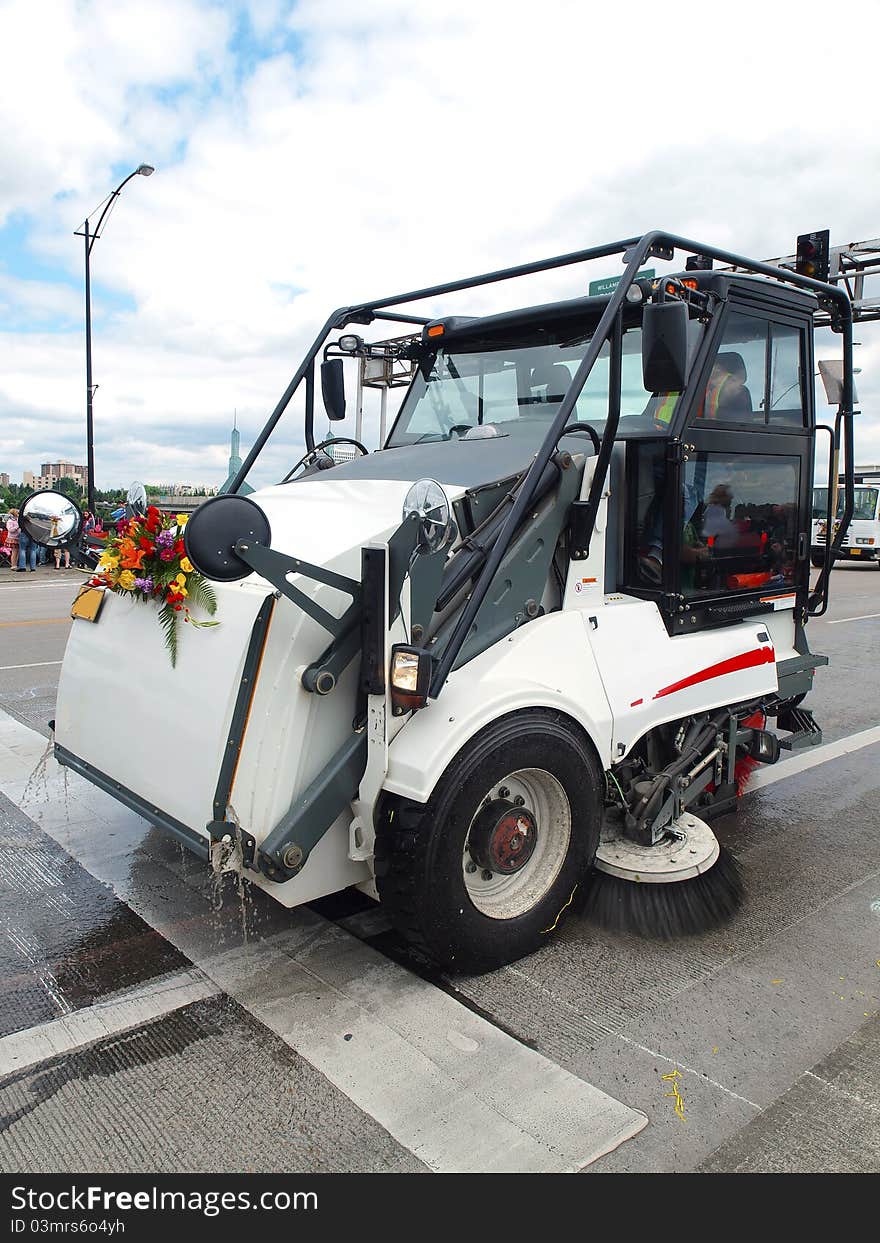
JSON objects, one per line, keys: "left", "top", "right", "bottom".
{"left": 136, "top": 164, "right": 155, "bottom": 177}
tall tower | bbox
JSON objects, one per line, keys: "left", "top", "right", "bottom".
{"left": 218, "top": 412, "right": 253, "bottom": 495}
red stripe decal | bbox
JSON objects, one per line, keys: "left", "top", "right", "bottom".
{"left": 653, "top": 646, "right": 775, "bottom": 700}
{"left": 630, "top": 697, "right": 644, "bottom": 707}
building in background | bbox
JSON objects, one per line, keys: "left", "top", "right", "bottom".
{"left": 21, "top": 461, "right": 87, "bottom": 493}
{"left": 0, "top": 473, "right": 9, "bottom": 487}
{"left": 218, "top": 416, "right": 253, "bottom": 496}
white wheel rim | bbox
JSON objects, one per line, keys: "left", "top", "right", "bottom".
{"left": 463, "top": 767, "right": 571, "bottom": 920}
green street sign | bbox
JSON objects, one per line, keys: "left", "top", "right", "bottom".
{"left": 588, "top": 268, "right": 655, "bottom": 298}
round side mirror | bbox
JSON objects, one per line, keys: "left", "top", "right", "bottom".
{"left": 19, "top": 490, "right": 83, "bottom": 547}
{"left": 402, "top": 478, "right": 453, "bottom": 554}
{"left": 127, "top": 480, "right": 147, "bottom": 517}
{"left": 183, "top": 495, "right": 272, "bottom": 581}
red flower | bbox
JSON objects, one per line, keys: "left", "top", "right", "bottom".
{"left": 138, "top": 537, "right": 155, "bottom": 553}
{"left": 159, "top": 548, "right": 175, "bottom": 562}
{"left": 174, "top": 539, "right": 185, "bottom": 555}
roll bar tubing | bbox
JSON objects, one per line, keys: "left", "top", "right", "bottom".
{"left": 228, "top": 230, "right": 855, "bottom": 696}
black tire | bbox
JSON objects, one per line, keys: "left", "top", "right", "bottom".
{"left": 374, "top": 709, "right": 603, "bottom": 973}
{"left": 810, "top": 553, "right": 824, "bottom": 568}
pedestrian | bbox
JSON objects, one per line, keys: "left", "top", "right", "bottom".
{"left": 5, "top": 508, "right": 20, "bottom": 569}
{"left": 17, "top": 524, "right": 38, "bottom": 572}
{"left": 53, "top": 541, "right": 72, "bottom": 570}
{"left": 82, "top": 509, "right": 96, "bottom": 534}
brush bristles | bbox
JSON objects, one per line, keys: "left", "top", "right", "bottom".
{"left": 581, "top": 846, "right": 745, "bottom": 940}
{"left": 734, "top": 754, "right": 760, "bottom": 797}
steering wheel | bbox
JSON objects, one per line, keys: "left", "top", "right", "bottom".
{"left": 281, "top": 437, "right": 369, "bottom": 483}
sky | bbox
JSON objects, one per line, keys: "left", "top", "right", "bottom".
{"left": 1, "top": 0, "right": 880, "bottom": 491}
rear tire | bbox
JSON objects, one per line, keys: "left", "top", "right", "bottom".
{"left": 810, "top": 553, "right": 824, "bottom": 568}
{"left": 374, "top": 709, "right": 603, "bottom": 973}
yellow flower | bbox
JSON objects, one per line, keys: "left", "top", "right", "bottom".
{"left": 173, "top": 572, "right": 188, "bottom": 597}
{"left": 176, "top": 514, "right": 189, "bottom": 526}
{"left": 180, "top": 557, "right": 194, "bottom": 573}
{"left": 98, "top": 551, "right": 119, "bottom": 568}
{"left": 118, "top": 570, "right": 137, "bottom": 590}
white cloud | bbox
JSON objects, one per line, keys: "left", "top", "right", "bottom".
{"left": 1, "top": 0, "right": 879, "bottom": 488}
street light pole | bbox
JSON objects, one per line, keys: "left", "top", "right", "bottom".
{"left": 75, "top": 164, "right": 154, "bottom": 513}
{"left": 83, "top": 215, "right": 95, "bottom": 515}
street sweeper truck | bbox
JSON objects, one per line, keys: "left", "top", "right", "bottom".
{"left": 37, "top": 229, "right": 857, "bottom": 973}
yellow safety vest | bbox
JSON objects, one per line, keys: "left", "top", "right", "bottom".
{"left": 654, "top": 393, "right": 679, "bottom": 426}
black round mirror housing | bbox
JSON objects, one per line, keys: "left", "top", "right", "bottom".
{"left": 19, "top": 490, "right": 83, "bottom": 547}
{"left": 183, "top": 494, "right": 272, "bottom": 582}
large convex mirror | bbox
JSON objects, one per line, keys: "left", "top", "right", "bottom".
{"left": 19, "top": 490, "right": 83, "bottom": 546}
{"left": 402, "top": 478, "right": 452, "bottom": 554}
{"left": 127, "top": 481, "right": 148, "bottom": 516}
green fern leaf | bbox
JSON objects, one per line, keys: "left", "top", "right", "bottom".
{"left": 158, "top": 602, "right": 179, "bottom": 667}
{"left": 190, "top": 574, "right": 218, "bottom": 617}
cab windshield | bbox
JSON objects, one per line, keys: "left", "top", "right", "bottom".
{"left": 812, "top": 487, "right": 879, "bottom": 522}
{"left": 387, "top": 325, "right": 693, "bottom": 448}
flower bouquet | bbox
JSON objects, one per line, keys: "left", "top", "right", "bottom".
{"left": 90, "top": 506, "right": 218, "bottom": 666}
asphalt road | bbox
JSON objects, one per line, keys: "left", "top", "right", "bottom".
{"left": 0, "top": 561, "right": 878, "bottom": 1173}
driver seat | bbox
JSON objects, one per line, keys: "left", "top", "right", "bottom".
{"left": 529, "top": 362, "right": 572, "bottom": 408}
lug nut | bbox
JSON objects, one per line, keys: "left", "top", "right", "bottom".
{"left": 498, "top": 786, "right": 510, "bottom": 798}
{"left": 465, "top": 861, "right": 477, "bottom": 874}
{"left": 481, "top": 870, "right": 493, "bottom": 881}
{"left": 514, "top": 795, "right": 525, "bottom": 806}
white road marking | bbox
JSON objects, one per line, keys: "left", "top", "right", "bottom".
{"left": 748, "top": 724, "right": 880, "bottom": 791}
{"left": 0, "top": 708, "right": 647, "bottom": 1173}
{"left": 0, "top": 661, "right": 63, "bottom": 671}
{"left": 613, "top": 1032, "right": 761, "bottom": 1110}
{"left": 0, "top": 968, "right": 219, "bottom": 1077}
{"left": 823, "top": 611, "right": 880, "bottom": 625}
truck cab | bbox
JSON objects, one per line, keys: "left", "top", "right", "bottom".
{"left": 812, "top": 477, "right": 880, "bottom": 566}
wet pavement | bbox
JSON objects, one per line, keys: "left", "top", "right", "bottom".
{"left": 0, "top": 564, "right": 878, "bottom": 1173}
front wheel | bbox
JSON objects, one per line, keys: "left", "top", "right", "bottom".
{"left": 810, "top": 553, "right": 825, "bottom": 568}
{"left": 374, "top": 710, "right": 603, "bottom": 973}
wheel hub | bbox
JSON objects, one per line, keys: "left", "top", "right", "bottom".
{"left": 468, "top": 799, "right": 538, "bottom": 875}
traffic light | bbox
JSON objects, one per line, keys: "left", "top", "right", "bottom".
{"left": 795, "top": 229, "right": 830, "bottom": 282}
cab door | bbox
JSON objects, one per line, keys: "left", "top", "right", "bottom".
{"left": 672, "top": 303, "right": 814, "bottom": 633}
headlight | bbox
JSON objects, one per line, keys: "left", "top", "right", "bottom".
{"left": 390, "top": 644, "right": 433, "bottom": 714}
{"left": 856, "top": 537, "right": 875, "bottom": 545}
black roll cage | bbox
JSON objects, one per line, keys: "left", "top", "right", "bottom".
{"left": 228, "top": 229, "right": 856, "bottom": 700}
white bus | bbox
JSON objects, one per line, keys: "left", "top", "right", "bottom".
{"left": 811, "top": 477, "right": 880, "bottom": 567}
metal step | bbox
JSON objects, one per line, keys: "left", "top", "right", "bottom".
{"left": 776, "top": 707, "right": 823, "bottom": 750}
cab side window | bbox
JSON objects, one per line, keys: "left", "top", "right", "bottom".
{"left": 694, "top": 312, "right": 807, "bottom": 428}
{"left": 680, "top": 453, "right": 801, "bottom": 597}
{"left": 767, "top": 322, "right": 805, "bottom": 426}
{"left": 696, "top": 313, "right": 765, "bottom": 423}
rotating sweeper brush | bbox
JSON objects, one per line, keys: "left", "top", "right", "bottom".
{"left": 583, "top": 820, "right": 745, "bottom": 940}
{"left": 581, "top": 709, "right": 775, "bottom": 940}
